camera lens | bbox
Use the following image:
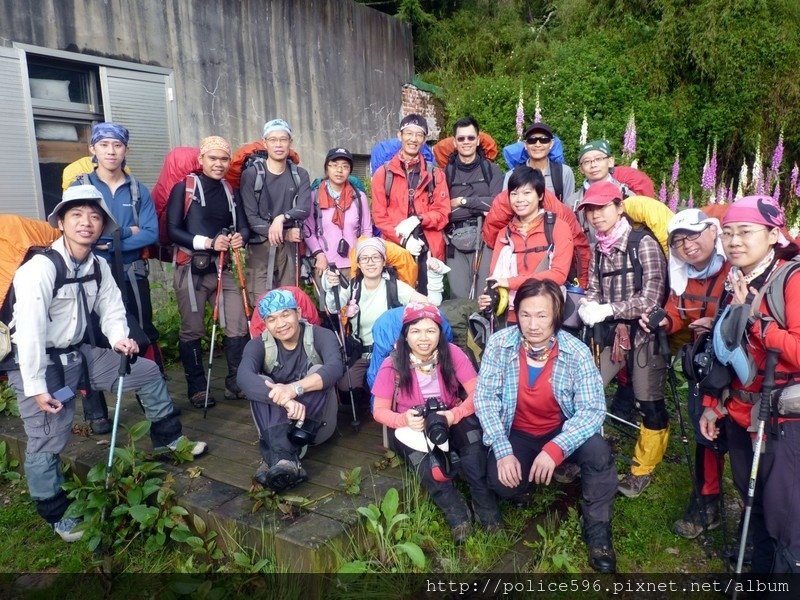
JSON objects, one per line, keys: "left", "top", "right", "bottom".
{"left": 425, "top": 413, "right": 449, "bottom": 445}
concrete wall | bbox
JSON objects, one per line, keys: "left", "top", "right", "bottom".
{"left": 0, "top": 0, "right": 413, "bottom": 172}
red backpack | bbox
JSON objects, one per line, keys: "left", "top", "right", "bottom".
{"left": 151, "top": 147, "right": 202, "bottom": 259}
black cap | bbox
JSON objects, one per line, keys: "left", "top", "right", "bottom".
{"left": 399, "top": 114, "right": 429, "bottom": 136}
{"left": 324, "top": 147, "right": 353, "bottom": 168}
{"left": 523, "top": 122, "right": 553, "bottom": 139}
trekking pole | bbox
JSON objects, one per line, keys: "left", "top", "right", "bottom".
{"left": 469, "top": 216, "right": 484, "bottom": 300}
{"left": 733, "top": 347, "right": 779, "bottom": 589}
{"left": 329, "top": 265, "right": 360, "bottom": 430}
{"left": 656, "top": 324, "right": 697, "bottom": 494}
{"left": 204, "top": 250, "right": 226, "bottom": 419}
{"left": 231, "top": 246, "right": 252, "bottom": 326}
{"left": 104, "top": 352, "right": 131, "bottom": 517}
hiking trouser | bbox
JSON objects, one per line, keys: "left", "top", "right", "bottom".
{"left": 247, "top": 241, "right": 295, "bottom": 304}
{"left": 688, "top": 384, "right": 726, "bottom": 497}
{"left": 249, "top": 366, "right": 338, "bottom": 455}
{"left": 125, "top": 274, "right": 164, "bottom": 370}
{"left": 173, "top": 265, "right": 248, "bottom": 342}
{"left": 8, "top": 346, "right": 181, "bottom": 522}
{"left": 724, "top": 416, "right": 775, "bottom": 573}
{"left": 487, "top": 427, "right": 617, "bottom": 524}
{"left": 600, "top": 341, "right": 668, "bottom": 476}
{"left": 337, "top": 356, "right": 368, "bottom": 395}
{"left": 445, "top": 245, "right": 491, "bottom": 299}
{"left": 390, "top": 416, "right": 498, "bottom": 528}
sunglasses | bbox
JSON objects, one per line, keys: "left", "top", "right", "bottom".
{"left": 526, "top": 136, "right": 552, "bottom": 145}
{"left": 456, "top": 135, "right": 477, "bottom": 142}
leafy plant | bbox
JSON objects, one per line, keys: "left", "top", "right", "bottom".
{"left": 0, "top": 440, "right": 21, "bottom": 483}
{"left": 0, "top": 381, "right": 20, "bottom": 417}
{"left": 373, "top": 449, "right": 402, "bottom": 470}
{"left": 339, "top": 487, "right": 426, "bottom": 572}
{"left": 62, "top": 420, "right": 212, "bottom": 559}
{"left": 340, "top": 466, "right": 363, "bottom": 496}
{"left": 523, "top": 508, "right": 582, "bottom": 573}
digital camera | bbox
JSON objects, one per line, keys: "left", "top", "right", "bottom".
{"left": 413, "top": 397, "right": 449, "bottom": 446}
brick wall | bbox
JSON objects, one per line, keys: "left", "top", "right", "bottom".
{"left": 401, "top": 84, "right": 443, "bottom": 140}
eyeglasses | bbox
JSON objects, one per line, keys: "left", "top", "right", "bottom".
{"left": 670, "top": 225, "right": 711, "bottom": 248}
{"left": 328, "top": 163, "right": 350, "bottom": 172}
{"left": 720, "top": 227, "right": 769, "bottom": 242}
{"left": 265, "top": 137, "right": 290, "bottom": 145}
{"left": 456, "top": 135, "right": 477, "bottom": 142}
{"left": 526, "top": 136, "right": 552, "bottom": 145}
{"left": 402, "top": 130, "right": 426, "bottom": 141}
{"left": 579, "top": 156, "right": 610, "bottom": 168}
{"left": 358, "top": 255, "right": 384, "bottom": 264}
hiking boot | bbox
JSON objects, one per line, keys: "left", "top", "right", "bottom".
{"left": 451, "top": 521, "right": 473, "bottom": 545}
{"left": 617, "top": 473, "right": 653, "bottom": 498}
{"left": 88, "top": 418, "right": 112, "bottom": 435}
{"left": 553, "top": 461, "right": 581, "bottom": 484}
{"left": 53, "top": 517, "right": 84, "bottom": 543}
{"left": 189, "top": 391, "right": 215, "bottom": 409}
{"left": 508, "top": 492, "right": 531, "bottom": 509}
{"left": 265, "top": 459, "right": 308, "bottom": 492}
{"left": 253, "top": 460, "right": 270, "bottom": 487}
{"left": 156, "top": 435, "right": 208, "bottom": 457}
{"left": 583, "top": 519, "right": 616, "bottom": 573}
{"left": 224, "top": 385, "right": 246, "bottom": 400}
{"left": 672, "top": 498, "right": 720, "bottom": 539}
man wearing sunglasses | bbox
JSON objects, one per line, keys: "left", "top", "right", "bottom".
{"left": 639, "top": 208, "right": 730, "bottom": 540}
{"left": 506, "top": 122, "right": 575, "bottom": 203}
{"left": 443, "top": 116, "right": 504, "bottom": 299}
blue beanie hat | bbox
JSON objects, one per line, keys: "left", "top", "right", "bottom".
{"left": 258, "top": 289, "right": 298, "bottom": 318}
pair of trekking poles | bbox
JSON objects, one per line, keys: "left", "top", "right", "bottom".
{"left": 203, "top": 235, "right": 252, "bottom": 418}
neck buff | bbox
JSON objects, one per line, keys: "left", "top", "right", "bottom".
{"left": 595, "top": 217, "right": 631, "bottom": 256}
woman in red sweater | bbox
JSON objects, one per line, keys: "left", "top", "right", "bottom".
{"left": 700, "top": 195, "right": 800, "bottom": 574}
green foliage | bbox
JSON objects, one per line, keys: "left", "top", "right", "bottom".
{"left": 0, "top": 440, "right": 21, "bottom": 483}
{"left": 413, "top": 0, "right": 800, "bottom": 197}
{"left": 0, "top": 381, "right": 20, "bottom": 417}
{"left": 62, "top": 420, "right": 218, "bottom": 563}
{"left": 340, "top": 487, "right": 427, "bottom": 572}
{"left": 523, "top": 508, "right": 582, "bottom": 573}
{"left": 340, "top": 466, "right": 363, "bottom": 496}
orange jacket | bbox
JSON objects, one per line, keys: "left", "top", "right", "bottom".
{"left": 489, "top": 214, "right": 574, "bottom": 289}
{"left": 483, "top": 189, "right": 590, "bottom": 286}
{"left": 665, "top": 263, "right": 730, "bottom": 336}
{"left": 371, "top": 155, "right": 451, "bottom": 261}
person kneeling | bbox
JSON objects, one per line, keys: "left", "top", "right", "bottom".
{"left": 372, "top": 303, "right": 501, "bottom": 544}
{"left": 237, "top": 289, "right": 343, "bottom": 492}
{"left": 474, "top": 279, "right": 618, "bottom": 572}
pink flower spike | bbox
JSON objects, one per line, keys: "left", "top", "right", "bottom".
{"left": 790, "top": 163, "right": 799, "bottom": 197}
{"left": 688, "top": 188, "right": 695, "bottom": 208}
{"left": 534, "top": 89, "right": 542, "bottom": 124}
{"left": 671, "top": 152, "right": 680, "bottom": 186}
{"left": 622, "top": 111, "right": 637, "bottom": 158}
{"left": 668, "top": 186, "right": 679, "bottom": 212}
{"left": 771, "top": 130, "right": 784, "bottom": 175}
{"left": 773, "top": 181, "right": 781, "bottom": 203}
{"left": 659, "top": 179, "right": 667, "bottom": 203}
{"left": 515, "top": 86, "right": 525, "bottom": 141}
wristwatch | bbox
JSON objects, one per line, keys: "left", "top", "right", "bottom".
{"left": 293, "top": 383, "right": 305, "bottom": 397}
{"left": 460, "top": 198, "right": 466, "bottom": 206}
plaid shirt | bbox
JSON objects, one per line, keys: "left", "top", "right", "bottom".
{"left": 586, "top": 226, "right": 666, "bottom": 345}
{"left": 474, "top": 328, "right": 606, "bottom": 460}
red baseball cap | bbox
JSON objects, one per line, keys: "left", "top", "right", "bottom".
{"left": 577, "top": 181, "right": 623, "bottom": 211}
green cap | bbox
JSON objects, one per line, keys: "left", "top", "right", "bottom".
{"left": 578, "top": 139, "right": 612, "bottom": 161}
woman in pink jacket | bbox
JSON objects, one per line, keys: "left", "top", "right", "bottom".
{"left": 371, "top": 302, "right": 500, "bottom": 544}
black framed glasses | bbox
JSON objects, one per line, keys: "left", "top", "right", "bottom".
{"left": 670, "top": 224, "right": 712, "bottom": 248}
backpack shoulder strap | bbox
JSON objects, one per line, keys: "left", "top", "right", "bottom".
{"left": 544, "top": 211, "right": 556, "bottom": 248}
{"left": 382, "top": 165, "right": 393, "bottom": 200}
{"left": 386, "top": 273, "right": 400, "bottom": 309}
{"left": 752, "top": 258, "right": 800, "bottom": 329}
{"left": 184, "top": 173, "right": 199, "bottom": 217}
{"left": 262, "top": 329, "right": 278, "bottom": 373}
{"left": 288, "top": 160, "right": 301, "bottom": 210}
{"left": 221, "top": 179, "right": 237, "bottom": 231}
{"left": 253, "top": 157, "right": 266, "bottom": 202}
{"left": 304, "top": 323, "right": 320, "bottom": 367}
{"left": 479, "top": 153, "right": 493, "bottom": 185}
{"left": 550, "top": 161, "right": 564, "bottom": 201}
{"left": 445, "top": 154, "right": 458, "bottom": 190}
{"left": 128, "top": 175, "right": 140, "bottom": 227}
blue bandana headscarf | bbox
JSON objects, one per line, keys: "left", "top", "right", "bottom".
{"left": 258, "top": 289, "right": 298, "bottom": 318}
{"left": 91, "top": 122, "right": 130, "bottom": 146}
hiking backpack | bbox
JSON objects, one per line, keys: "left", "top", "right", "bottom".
{"left": 443, "top": 150, "right": 494, "bottom": 192}
{"left": 751, "top": 256, "right": 800, "bottom": 329}
{"left": 595, "top": 224, "right": 667, "bottom": 305}
{"left": 0, "top": 215, "right": 101, "bottom": 364}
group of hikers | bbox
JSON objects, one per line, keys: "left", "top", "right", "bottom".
{"left": 4, "top": 112, "right": 800, "bottom": 577}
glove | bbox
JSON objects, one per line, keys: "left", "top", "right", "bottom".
{"left": 425, "top": 258, "right": 451, "bottom": 305}
{"left": 577, "top": 301, "right": 613, "bottom": 327}
{"left": 404, "top": 236, "right": 425, "bottom": 257}
{"left": 395, "top": 216, "right": 421, "bottom": 241}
